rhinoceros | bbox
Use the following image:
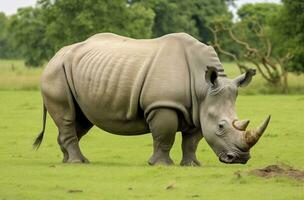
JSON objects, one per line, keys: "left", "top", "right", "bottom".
{"left": 34, "top": 33, "right": 270, "bottom": 166}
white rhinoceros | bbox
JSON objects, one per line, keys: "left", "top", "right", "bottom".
{"left": 34, "top": 33, "right": 270, "bottom": 166}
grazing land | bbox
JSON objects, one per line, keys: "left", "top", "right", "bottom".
{"left": 0, "top": 60, "right": 303, "bottom": 199}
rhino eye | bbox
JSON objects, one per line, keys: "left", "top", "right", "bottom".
{"left": 218, "top": 121, "right": 225, "bottom": 130}
{"left": 216, "top": 121, "right": 226, "bottom": 136}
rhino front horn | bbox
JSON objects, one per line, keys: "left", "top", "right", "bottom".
{"left": 244, "top": 115, "right": 271, "bottom": 148}
{"left": 233, "top": 119, "right": 250, "bottom": 131}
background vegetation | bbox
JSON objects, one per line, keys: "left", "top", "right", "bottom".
{"left": 0, "top": 0, "right": 303, "bottom": 93}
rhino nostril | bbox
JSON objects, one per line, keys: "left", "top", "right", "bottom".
{"left": 226, "top": 153, "right": 235, "bottom": 161}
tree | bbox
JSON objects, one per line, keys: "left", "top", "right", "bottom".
{"left": 7, "top": 7, "right": 52, "bottom": 66}
{"left": 0, "top": 12, "right": 9, "bottom": 58}
{"left": 4, "top": 0, "right": 233, "bottom": 66}
{"left": 0, "top": 12, "right": 22, "bottom": 59}
{"left": 8, "top": 0, "right": 154, "bottom": 67}
{"left": 233, "top": 3, "right": 282, "bottom": 58}
{"left": 39, "top": 0, "right": 154, "bottom": 51}
{"left": 131, "top": 0, "right": 232, "bottom": 42}
{"left": 190, "top": 0, "right": 232, "bottom": 42}
{"left": 272, "top": 0, "right": 304, "bottom": 73}
{"left": 131, "top": 0, "right": 199, "bottom": 38}
{"left": 237, "top": 3, "right": 281, "bottom": 24}
{"left": 209, "top": 3, "right": 292, "bottom": 92}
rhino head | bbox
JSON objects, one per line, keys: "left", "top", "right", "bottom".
{"left": 200, "top": 66, "right": 270, "bottom": 164}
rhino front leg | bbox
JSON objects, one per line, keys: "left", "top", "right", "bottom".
{"left": 180, "top": 129, "right": 203, "bottom": 166}
{"left": 146, "top": 108, "right": 178, "bottom": 166}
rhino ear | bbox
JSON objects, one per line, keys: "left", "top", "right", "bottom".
{"left": 234, "top": 68, "right": 256, "bottom": 87}
{"left": 205, "top": 66, "right": 219, "bottom": 87}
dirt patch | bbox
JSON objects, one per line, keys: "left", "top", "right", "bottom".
{"left": 250, "top": 164, "right": 304, "bottom": 180}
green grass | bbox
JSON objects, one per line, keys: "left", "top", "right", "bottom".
{"left": 0, "top": 91, "right": 303, "bottom": 200}
{"left": 0, "top": 59, "right": 42, "bottom": 90}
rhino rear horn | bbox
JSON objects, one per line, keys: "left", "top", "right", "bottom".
{"left": 233, "top": 119, "right": 250, "bottom": 131}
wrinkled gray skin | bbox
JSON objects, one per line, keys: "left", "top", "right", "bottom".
{"left": 34, "top": 33, "right": 270, "bottom": 166}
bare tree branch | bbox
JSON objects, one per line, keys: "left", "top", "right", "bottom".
{"left": 226, "top": 28, "right": 258, "bottom": 53}
{"left": 209, "top": 26, "right": 246, "bottom": 73}
{"left": 247, "top": 58, "right": 274, "bottom": 83}
{"left": 208, "top": 19, "right": 289, "bottom": 90}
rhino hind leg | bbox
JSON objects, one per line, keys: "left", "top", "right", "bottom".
{"left": 42, "top": 67, "right": 89, "bottom": 163}
{"left": 180, "top": 130, "right": 203, "bottom": 166}
{"left": 51, "top": 103, "right": 90, "bottom": 164}
{"left": 59, "top": 103, "right": 92, "bottom": 163}
{"left": 57, "top": 134, "right": 68, "bottom": 162}
{"left": 47, "top": 102, "right": 90, "bottom": 163}
{"left": 63, "top": 108, "right": 92, "bottom": 162}
{"left": 146, "top": 108, "right": 178, "bottom": 166}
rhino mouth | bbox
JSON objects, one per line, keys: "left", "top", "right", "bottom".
{"left": 218, "top": 151, "right": 250, "bottom": 164}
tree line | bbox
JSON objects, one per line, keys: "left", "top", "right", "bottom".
{"left": 0, "top": 0, "right": 303, "bottom": 86}
{"left": 0, "top": 0, "right": 231, "bottom": 66}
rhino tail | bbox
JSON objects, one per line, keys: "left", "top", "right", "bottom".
{"left": 33, "top": 103, "right": 47, "bottom": 150}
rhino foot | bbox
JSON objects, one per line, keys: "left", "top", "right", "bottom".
{"left": 180, "top": 158, "right": 201, "bottom": 167}
{"left": 148, "top": 155, "right": 174, "bottom": 166}
{"left": 64, "top": 156, "right": 90, "bottom": 164}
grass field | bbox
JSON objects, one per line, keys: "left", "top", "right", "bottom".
{"left": 0, "top": 59, "right": 303, "bottom": 199}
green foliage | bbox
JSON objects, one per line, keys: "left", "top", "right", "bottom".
{"left": 272, "top": 0, "right": 304, "bottom": 73}
{"left": 125, "top": 3, "right": 155, "bottom": 39}
{"left": 236, "top": 3, "right": 282, "bottom": 55}
{"left": 3, "top": 0, "right": 155, "bottom": 67}
{"left": 135, "top": 0, "right": 200, "bottom": 38}
{"left": 191, "top": 0, "right": 232, "bottom": 42}
{"left": 7, "top": 7, "right": 52, "bottom": 67}
{"left": 134, "top": 0, "right": 231, "bottom": 42}
{"left": 288, "top": 47, "right": 304, "bottom": 73}
{"left": 40, "top": 0, "right": 154, "bottom": 51}
{"left": 1, "top": 0, "right": 231, "bottom": 66}
{"left": 208, "top": 4, "right": 283, "bottom": 63}
{"left": 237, "top": 3, "right": 281, "bottom": 24}
{"left": 236, "top": 3, "right": 283, "bottom": 54}
{"left": 0, "top": 12, "right": 21, "bottom": 59}
{"left": 0, "top": 12, "right": 8, "bottom": 58}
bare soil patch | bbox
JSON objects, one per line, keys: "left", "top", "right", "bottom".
{"left": 250, "top": 164, "right": 304, "bottom": 180}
